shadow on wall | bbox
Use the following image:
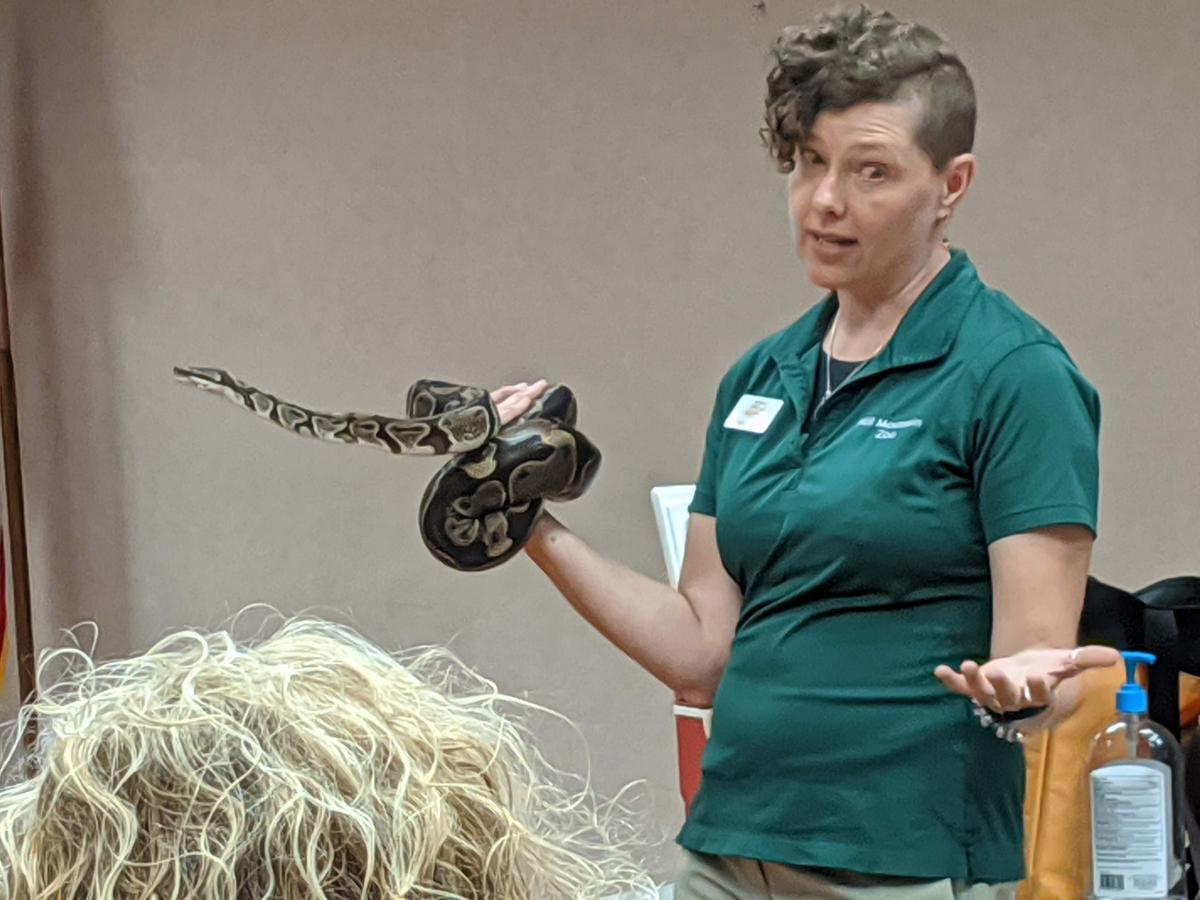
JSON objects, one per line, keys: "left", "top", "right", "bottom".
{"left": 3, "top": 0, "right": 139, "bottom": 668}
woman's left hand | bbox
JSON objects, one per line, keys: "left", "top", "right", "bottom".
{"left": 934, "top": 645, "right": 1121, "bottom": 713}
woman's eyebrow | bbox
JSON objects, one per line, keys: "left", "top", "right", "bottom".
{"left": 845, "top": 142, "right": 899, "bottom": 156}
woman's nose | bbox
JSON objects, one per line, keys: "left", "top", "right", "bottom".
{"left": 812, "top": 171, "right": 845, "bottom": 215}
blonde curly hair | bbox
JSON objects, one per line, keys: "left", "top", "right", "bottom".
{"left": 0, "top": 618, "right": 657, "bottom": 899}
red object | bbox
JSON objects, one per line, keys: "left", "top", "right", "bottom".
{"left": 672, "top": 704, "right": 712, "bottom": 814}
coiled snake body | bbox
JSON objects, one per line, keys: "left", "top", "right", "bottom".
{"left": 173, "top": 366, "right": 601, "bottom": 571}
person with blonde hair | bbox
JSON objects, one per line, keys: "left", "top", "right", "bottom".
{"left": 0, "top": 618, "right": 657, "bottom": 899}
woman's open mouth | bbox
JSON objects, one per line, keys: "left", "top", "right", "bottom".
{"left": 810, "top": 230, "right": 857, "bottom": 247}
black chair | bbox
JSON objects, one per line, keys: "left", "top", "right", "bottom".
{"left": 1080, "top": 575, "right": 1200, "bottom": 739}
{"left": 1187, "top": 731, "right": 1200, "bottom": 841}
{"left": 1079, "top": 575, "right": 1200, "bottom": 895}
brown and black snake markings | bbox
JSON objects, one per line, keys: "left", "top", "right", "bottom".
{"left": 173, "top": 366, "right": 601, "bottom": 572}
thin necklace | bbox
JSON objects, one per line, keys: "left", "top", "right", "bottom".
{"left": 821, "top": 311, "right": 888, "bottom": 406}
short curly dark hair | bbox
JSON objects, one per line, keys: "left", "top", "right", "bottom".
{"left": 763, "top": 5, "right": 975, "bottom": 173}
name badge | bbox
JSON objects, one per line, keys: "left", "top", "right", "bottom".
{"left": 723, "top": 394, "right": 784, "bottom": 434}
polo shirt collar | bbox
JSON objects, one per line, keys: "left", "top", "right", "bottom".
{"left": 769, "top": 247, "right": 979, "bottom": 373}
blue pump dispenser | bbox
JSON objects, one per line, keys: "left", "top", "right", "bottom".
{"left": 1115, "top": 651, "right": 1154, "bottom": 714}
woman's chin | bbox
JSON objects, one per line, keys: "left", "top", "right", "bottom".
{"left": 801, "top": 259, "right": 844, "bottom": 292}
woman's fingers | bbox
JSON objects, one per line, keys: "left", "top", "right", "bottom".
{"left": 1056, "top": 645, "right": 1121, "bottom": 676}
{"left": 490, "top": 382, "right": 529, "bottom": 404}
{"left": 934, "top": 661, "right": 1005, "bottom": 709}
{"left": 1051, "top": 643, "right": 1123, "bottom": 681}
{"left": 960, "top": 659, "right": 1003, "bottom": 710}
{"left": 490, "top": 379, "right": 548, "bottom": 401}
{"left": 982, "top": 666, "right": 1025, "bottom": 711}
{"left": 935, "top": 659, "right": 1043, "bottom": 711}
{"left": 962, "top": 660, "right": 993, "bottom": 699}
{"left": 493, "top": 379, "right": 550, "bottom": 426}
{"left": 1025, "top": 673, "right": 1054, "bottom": 707}
{"left": 937, "top": 647, "right": 1120, "bottom": 712}
{"left": 934, "top": 663, "right": 971, "bottom": 697}
{"left": 496, "top": 392, "right": 532, "bottom": 423}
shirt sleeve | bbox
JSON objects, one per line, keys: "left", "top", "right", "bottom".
{"left": 971, "top": 341, "right": 1101, "bottom": 544}
{"left": 689, "top": 375, "right": 733, "bottom": 518}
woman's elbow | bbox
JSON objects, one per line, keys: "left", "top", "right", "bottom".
{"left": 670, "top": 646, "right": 730, "bottom": 708}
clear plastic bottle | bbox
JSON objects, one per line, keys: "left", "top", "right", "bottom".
{"left": 1085, "top": 651, "right": 1188, "bottom": 899}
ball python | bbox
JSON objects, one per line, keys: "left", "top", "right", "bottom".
{"left": 172, "top": 366, "right": 601, "bottom": 571}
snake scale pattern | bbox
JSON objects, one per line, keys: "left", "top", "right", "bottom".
{"left": 173, "top": 366, "right": 601, "bottom": 571}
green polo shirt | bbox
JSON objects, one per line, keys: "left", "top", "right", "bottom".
{"left": 679, "top": 248, "right": 1100, "bottom": 883}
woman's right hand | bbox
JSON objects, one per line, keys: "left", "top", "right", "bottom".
{"left": 490, "top": 379, "right": 549, "bottom": 426}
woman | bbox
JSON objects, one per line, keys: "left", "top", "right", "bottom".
{"left": 497, "top": 6, "right": 1117, "bottom": 898}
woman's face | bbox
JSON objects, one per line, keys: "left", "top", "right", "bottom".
{"left": 787, "top": 99, "right": 956, "bottom": 297}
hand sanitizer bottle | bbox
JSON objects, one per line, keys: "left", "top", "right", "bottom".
{"left": 1086, "top": 651, "right": 1188, "bottom": 899}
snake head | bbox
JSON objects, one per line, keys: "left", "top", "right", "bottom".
{"left": 173, "top": 365, "right": 263, "bottom": 414}
{"left": 173, "top": 365, "right": 244, "bottom": 392}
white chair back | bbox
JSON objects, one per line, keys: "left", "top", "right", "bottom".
{"left": 649, "top": 484, "right": 695, "bottom": 588}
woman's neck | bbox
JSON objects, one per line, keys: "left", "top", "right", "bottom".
{"left": 825, "top": 244, "right": 951, "bottom": 360}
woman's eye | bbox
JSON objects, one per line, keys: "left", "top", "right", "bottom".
{"left": 861, "top": 164, "right": 887, "bottom": 180}
{"left": 800, "top": 150, "right": 823, "bottom": 167}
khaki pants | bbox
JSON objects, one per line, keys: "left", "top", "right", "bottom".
{"left": 676, "top": 851, "right": 1019, "bottom": 900}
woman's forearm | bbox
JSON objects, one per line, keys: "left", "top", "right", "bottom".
{"left": 523, "top": 514, "right": 729, "bottom": 703}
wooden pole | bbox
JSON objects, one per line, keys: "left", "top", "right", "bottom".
{"left": 0, "top": 209, "right": 37, "bottom": 706}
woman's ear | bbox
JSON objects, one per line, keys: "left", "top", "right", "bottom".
{"left": 941, "top": 153, "right": 977, "bottom": 216}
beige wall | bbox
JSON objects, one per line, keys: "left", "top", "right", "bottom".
{"left": 1, "top": 0, "right": 1197, "bottom": 877}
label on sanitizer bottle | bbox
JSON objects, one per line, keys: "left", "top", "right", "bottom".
{"left": 1090, "top": 760, "right": 1172, "bottom": 897}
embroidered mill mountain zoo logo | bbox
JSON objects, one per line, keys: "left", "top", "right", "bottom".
{"left": 857, "top": 416, "right": 923, "bottom": 440}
